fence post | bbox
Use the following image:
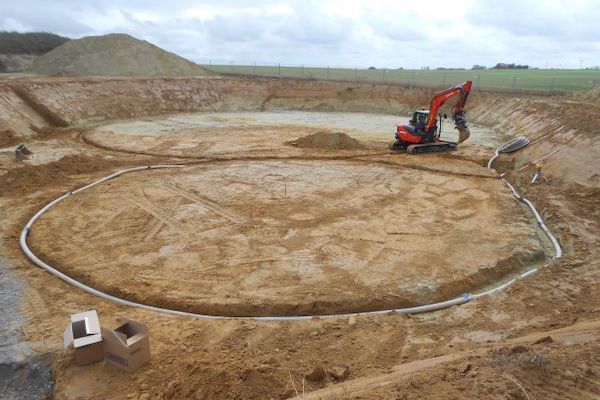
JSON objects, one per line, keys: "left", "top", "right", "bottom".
{"left": 278, "top": 63, "right": 281, "bottom": 77}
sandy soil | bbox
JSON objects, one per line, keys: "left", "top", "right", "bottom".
{"left": 90, "top": 110, "right": 497, "bottom": 152}
{"left": 0, "top": 75, "right": 598, "bottom": 400}
{"left": 28, "top": 158, "right": 542, "bottom": 316}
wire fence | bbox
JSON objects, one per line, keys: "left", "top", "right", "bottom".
{"left": 201, "top": 61, "right": 600, "bottom": 93}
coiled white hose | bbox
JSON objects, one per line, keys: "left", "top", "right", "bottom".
{"left": 487, "top": 136, "right": 530, "bottom": 169}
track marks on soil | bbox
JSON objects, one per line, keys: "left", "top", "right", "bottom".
{"left": 162, "top": 182, "right": 248, "bottom": 224}
{"left": 143, "top": 196, "right": 184, "bottom": 242}
{"left": 121, "top": 192, "right": 191, "bottom": 233}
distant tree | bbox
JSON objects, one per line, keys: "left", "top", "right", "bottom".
{"left": 0, "top": 31, "right": 70, "bottom": 55}
{"left": 471, "top": 64, "right": 487, "bottom": 70}
{"left": 368, "top": 66, "right": 376, "bottom": 70}
{"left": 493, "top": 62, "right": 529, "bottom": 70}
{"left": 396, "top": 67, "right": 404, "bottom": 70}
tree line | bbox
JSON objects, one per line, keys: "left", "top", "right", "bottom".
{"left": 0, "top": 31, "right": 70, "bottom": 55}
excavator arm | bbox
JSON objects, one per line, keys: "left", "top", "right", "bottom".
{"left": 425, "top": 80, "right": 472, "bottom": 143}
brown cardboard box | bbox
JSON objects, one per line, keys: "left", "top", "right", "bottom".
{"left": 101, "top": 319, "right": 150, "bottom": 372}
{"left": 63, "top": 310, "right": 104, "bottom": 366}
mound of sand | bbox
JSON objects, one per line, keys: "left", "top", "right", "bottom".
{"left": 288, "top": 131, "right": 365, "bottom": 150}
{"left": 29, "top": 34, "right": 213, "bottom": 77}
{"left": 0, "top": 154, "right": 121, "bottom": 195}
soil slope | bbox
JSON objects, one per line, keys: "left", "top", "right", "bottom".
{"left": 29, "top": 34, "right": 213, "bottom": 76}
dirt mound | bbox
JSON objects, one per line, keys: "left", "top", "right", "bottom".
{"left": 0, "top": 154, "right": 119, "bottom": 196}
{"left": 29, "top": 34, "right": 214, "bottom": 77}
{"left": 288, "top": 131, "right": 365, "bottom": 150}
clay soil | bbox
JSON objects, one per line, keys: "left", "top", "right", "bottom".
{"left": 0, "top": 75, "right": 598, "bottom": 400}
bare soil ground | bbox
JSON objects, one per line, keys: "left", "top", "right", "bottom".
{"left": 0, "top": 76, "right": 598, "bottom": 400}
{"left": 28, "top": 158, "right": 542, "bottom": 317}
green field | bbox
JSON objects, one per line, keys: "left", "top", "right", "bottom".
{"left": 204, "top": 64, "right": 600, "bottom": 92}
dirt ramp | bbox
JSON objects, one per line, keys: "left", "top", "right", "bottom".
{"left": 288, "top": 131, "right": 365, "bottom": 150}
{"left": 29, "top": 33, "right": 214, "bottom": 77}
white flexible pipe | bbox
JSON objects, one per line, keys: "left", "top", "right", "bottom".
{"left": 500, "top": 175, "right": 562, "bottom": 259}
{"left": 487, "top": 150, "right": 499, "bottom": 170}
{"left": 19, "top": 155, "right": 561, "bottom": 320}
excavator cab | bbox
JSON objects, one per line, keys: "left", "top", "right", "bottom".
{"left": 408, "top": 111, "right": 437, "bottom": 141}
{"left": 413, "top": 111, "right": 428, "bottom": 130}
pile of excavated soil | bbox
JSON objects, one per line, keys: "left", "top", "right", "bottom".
{"left": 0, "top": 154, "right": 118, "bottom": 195}
{"left": 287, "top": 131, "right": 365, "bottom": 150}
{"left": 29, "top": 34, "right": 214, "bottom": 77}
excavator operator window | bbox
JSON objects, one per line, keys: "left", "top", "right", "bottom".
{"left": 415, "top": 113, "right": 427, "bottom": 132}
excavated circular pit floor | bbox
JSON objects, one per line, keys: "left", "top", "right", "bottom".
{"left": 85, "top": 111, "right": 498, "bottom": 158}
{"left": 29, "top": 157, "right": 544, "bottom": 317}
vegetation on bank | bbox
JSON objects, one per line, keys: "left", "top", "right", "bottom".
{"left": 0, "top": 31, "right": 70, "bottom": 55}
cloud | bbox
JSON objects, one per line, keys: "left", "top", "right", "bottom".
{"left": 0, "top": 0, "right": 598, "bottom": 68}
{"left": 0, "top": 4, "right": 92, "bottom": 36}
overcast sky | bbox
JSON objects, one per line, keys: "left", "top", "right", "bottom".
{"left": 1, "top": 0, "right": 599, "bottom": 68}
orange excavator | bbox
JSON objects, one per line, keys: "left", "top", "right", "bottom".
{"left": 392, "top": 80, "right": 472, "bottom": 154}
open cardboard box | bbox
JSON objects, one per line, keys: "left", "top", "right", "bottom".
{"left": 101, "top": 319, "right": 150, "bottom": 372}
{"left": 63, "top": 310, "right": 104, "bottom": 366}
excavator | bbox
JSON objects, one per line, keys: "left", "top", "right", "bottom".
{"left": 391, "top": 80, "right": 472, "bottom": 154}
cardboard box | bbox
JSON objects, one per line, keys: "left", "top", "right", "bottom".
{"left": 63, "top": 310, "right": 104, "bottom": 366}
{"left": 101, "top": 319, "right": 150, "bottom": 372}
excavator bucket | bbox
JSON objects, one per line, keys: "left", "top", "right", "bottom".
{"left": 457, "top": 127, "right": 470, "bottom": 143}
{"left": 15, "top": 144, "right": 33, "bottom": 161}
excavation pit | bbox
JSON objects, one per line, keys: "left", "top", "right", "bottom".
{"left": 85, "top": 111, "right": 497, "bottom": 158}
{"left": 29, "top": 159, "right": 544, "bottom": 317}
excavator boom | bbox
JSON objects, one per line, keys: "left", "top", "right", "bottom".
{"left": 425, "top": 80, "right": 472, "bottom": 136}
